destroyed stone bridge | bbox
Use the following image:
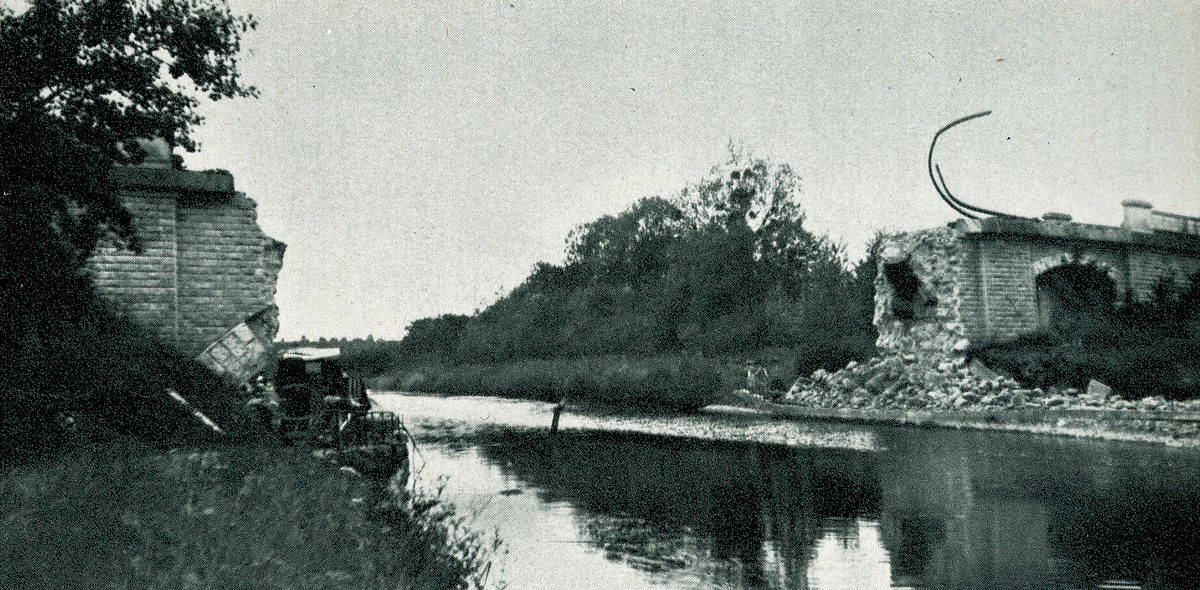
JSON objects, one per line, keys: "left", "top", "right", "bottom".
{"left": 87, "top": 146, "right": 285, "bottom": 385}
{"left": 876, "top": 200, "right": 1200, "bottom": 367}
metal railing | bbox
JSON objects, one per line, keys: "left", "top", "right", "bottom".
{"left": 336, "top": 410, "right": 404, "bottom": 449}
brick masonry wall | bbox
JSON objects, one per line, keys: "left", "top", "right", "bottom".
{"left": 957, "top": 239, "right": 985, "bottom": 343}
{"left": 1127, "top": 249, "right": 1200, "bottom": 302}
{"left": 87, "top": 169, "right": 285, "bottom": 359}
{"left": 176, "top": 194, "right": 284, "bottom": 357}
{"left": 976, "top": 237, "right": 1036, "bottom": 340}
{"left": 89, "top": 193, "right": 179, "bottom": 345}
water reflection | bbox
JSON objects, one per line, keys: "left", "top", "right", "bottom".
{"left": 413, "top": 422, "right": 1200, "bottom": 589}
{"left": 472, "top": 430, "right": 888, "bottom": 588}
{"left": 874, "top": 430, "right": 1200, "bottom": 589}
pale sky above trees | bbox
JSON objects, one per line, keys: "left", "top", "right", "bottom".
{"left": 177, "top": 0, "right": 1198, "bottom": 340}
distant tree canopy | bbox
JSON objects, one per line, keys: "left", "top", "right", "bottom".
{"left": 0, "top": 0, "right": 257, "bottom": 358}
{"left": 1, "top": 0, "right": 258, "bottom": 161}
{"left": 400, "top": 147, "right": 880, "bottom": 373}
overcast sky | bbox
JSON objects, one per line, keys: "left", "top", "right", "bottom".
{"left": 180, "top": 0, "right": 1198, "bottom": 341}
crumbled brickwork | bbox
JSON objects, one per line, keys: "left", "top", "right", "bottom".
{"left": 783, "top": 215, "right": 1200, "bottom": 411}
{"left": 87, "top": 168, "right": 285, "bottom": 359}
{"left": 873, "top": 218, "right": 1200, "bottom": 374}
{"left": 874, "top": 225, "right": 969, "bottom": 371}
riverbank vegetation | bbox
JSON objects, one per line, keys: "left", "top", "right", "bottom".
{"left": 374, "top": 354, "right": 724, "bottom": 410}
{"left": 1, "top": 438, "right": 498, "bottom": 590}
{"left": 318, "top": 148, "right": 880, "bottom": 409}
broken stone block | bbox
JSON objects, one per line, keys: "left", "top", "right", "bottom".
{"left": 1008, "top": 391, "right": 1029, "bottom": 407}
{"left": 864, "top": 373, "right": 892, "bottom": 394}
{"left": 1086, "top": 379, "right": 1113, "bottom": 401}
{"left": 968, "top": 358, "right": 999, "bottom": 380}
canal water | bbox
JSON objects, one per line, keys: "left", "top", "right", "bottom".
{"left": 372, "top": 393, "right": 1200, "bottom": 590}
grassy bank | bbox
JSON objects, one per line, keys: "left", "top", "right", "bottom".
{"left": 1, "top": 438, "right": 498, "bottom": 590}
{"left": 1, "top": 298, "right": 263, "bottom": 457}
{"left": 370, "top": 353, "right": 802, "bottom": 411}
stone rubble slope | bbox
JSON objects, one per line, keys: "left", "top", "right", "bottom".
{"left": 779, "top": 354, "right": 1200, "bottom": 414}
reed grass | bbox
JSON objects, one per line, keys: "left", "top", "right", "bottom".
{"left": 0, "top": 438, "right": 498, "bottom": 590}
{"left": 372, "top": 354, "right": 734, "bottom": 411}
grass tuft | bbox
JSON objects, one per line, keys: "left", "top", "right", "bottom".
{"left": 0, "top": 438, "right": 499, "bottom": 590}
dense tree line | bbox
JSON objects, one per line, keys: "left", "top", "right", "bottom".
{"left": 397, "top": 148, "right": 880, "bottom": 375}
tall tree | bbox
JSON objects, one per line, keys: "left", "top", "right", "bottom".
{"left": 672, "top": 143, "right": 811, "bottom": 258}
{"left": 2, "top": 0, "right": 257, "bottom": 160}
{"left": 565, "top": 196, "right": 684, "bottom": 287}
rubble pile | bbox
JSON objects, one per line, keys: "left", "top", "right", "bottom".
{"left": 778, "top": 354, "right": 1200, "bottom": 414}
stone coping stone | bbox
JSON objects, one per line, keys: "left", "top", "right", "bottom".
{"left": 953, "top": 216, "right": 1200, "bottom": 254}
{"left": 110, "top": 167, "right": 235, "bottom": 194}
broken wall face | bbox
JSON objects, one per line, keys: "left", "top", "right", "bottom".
{"left": 88, "top": 167, "right": 285, "bottom": 365}
{"left": 874, "top": 226, "right": 971, "bottom": 370}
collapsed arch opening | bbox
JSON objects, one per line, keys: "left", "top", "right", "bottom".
{"left": 1035, "top": 263, "right": 1116, "bottom": 335}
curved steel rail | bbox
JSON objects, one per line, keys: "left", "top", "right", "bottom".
{"left": 927, "top": 110, "right": 1024, "bottom": 219}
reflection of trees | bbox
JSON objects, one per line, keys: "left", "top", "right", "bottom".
{"left": 469, "top": 427, "right": 1200, "bottom": 589}
{"left": 476, "top": 430, "right": 881, "bottom": 589}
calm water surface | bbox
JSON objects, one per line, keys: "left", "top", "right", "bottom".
{"left": 377, "top": 393, "right": 1200, "bottom": 590}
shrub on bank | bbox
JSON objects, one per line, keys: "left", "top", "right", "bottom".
{"left": 0, "top": 438, "right": 498, "bottom": 590}
{"left": 970, "top": 329, "right": 1200, "bottom": 401}
{"left": 374, "top": 354, "right": 724, "bottom": 411}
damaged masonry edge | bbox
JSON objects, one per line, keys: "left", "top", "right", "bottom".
{"left": 90, "top": 165, "right": 286, "bottom": 390}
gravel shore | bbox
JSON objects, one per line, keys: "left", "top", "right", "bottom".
{"left": 370, "top": 392, "right": 885, "bottom": 451}
{"left": 373, "top": 390, "right": 1200, "bottom": 449}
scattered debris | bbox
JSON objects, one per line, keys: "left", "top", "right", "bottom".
{"left": 779, "top": 355, "right": 1200, "bottom": 415}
